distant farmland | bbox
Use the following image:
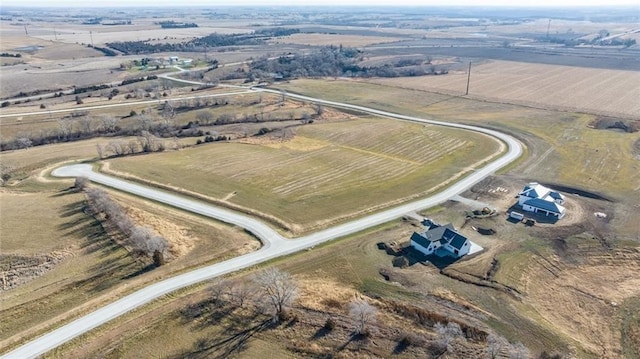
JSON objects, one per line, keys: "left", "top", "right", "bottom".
{"left": 108, "top": 117, "right": 501, "bottom": 233}
{"left": 373, "top": 60, "right": 640, "bottom": 118}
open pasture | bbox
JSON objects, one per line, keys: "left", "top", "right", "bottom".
{"left": 0, "top": 187, "right": 255, "bottom": 351}
{"left": 276, "top": 79, "right": 640, "bottom": 204}
{"left": 271, "top": 33, "right": 405, "bottom": 47}
{"left": 108, "top": 117, "right": 500, "bottom": 232}
{"left": 372, "top": 60, "right": 640, "bottom": 119}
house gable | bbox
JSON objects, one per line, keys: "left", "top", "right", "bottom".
{"left": 411, "top": 223, "right": 469, "bottom": 257}
{"left": 523, "top": 198, "right": 565, "bottom": 215}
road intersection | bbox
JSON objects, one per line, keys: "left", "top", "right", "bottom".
{"left": 2, "top": 84, "right": 522, "bottom": 358}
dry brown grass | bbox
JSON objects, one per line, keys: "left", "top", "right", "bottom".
{"left": 372, "top": 60, "right": 640, "bottom": 119}
{"left": 275, "top": 79, "right": 640, "bottom": 207}
{"left": 504, "top": 239, "right": 640, "bottom": 358}
{"left": 0, "top": 185, "right": 257, "bottom": 352}
{"left": 107, "top": 116, "right": 500, "bottom": 234}
{"left": 271, "top": 33, "right": 404, "bottom": 47}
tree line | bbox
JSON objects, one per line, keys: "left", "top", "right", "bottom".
{"left": 80, "top": 181, "right": 168, "bottom": 265}
{"left": 182, "top": 267, "right": 543, "bottom": 358}
{"left": 106, "top": 28, "right": 299, "bottom": 55}
{"left": 241, "top": 46, "right": 444, "bottom": 81}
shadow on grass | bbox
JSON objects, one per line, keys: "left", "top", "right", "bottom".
{"left": 50, "top": 186, "right": 80, "bottom": 197}
{"left": 172, "top": 319, "right": 272, "bottom": 359}
{"left": 121, "top": 263, "right": 157, "bottom": 280}
{"left": 335, "top": 332, "right": 369, "bottom": 353}
{"left": 312, "top": 326, "right": 331, "bottom": 340}
{"left": 402, "top": 247, "right": 458, "bottom": 270}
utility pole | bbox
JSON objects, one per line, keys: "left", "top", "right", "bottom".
{"left": 23, "top": 24, "right": 28, "bottom": 36}
{"left": 53, "top": 27, "right": 58, "bottom": 41}
{"left": 89, "top": 31, "right": 94, "bottom": 47}
{"left": 465, "top": 61, "right": 472, "bottom": 96}
{"left": 546, "top": 19, "right": 551, "bottom": 37}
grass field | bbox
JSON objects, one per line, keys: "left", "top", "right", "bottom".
{"left": 271, "top": 33, "right": 405, "bottom": 47}
{"left": 43, "top": 196, "right": 640, "bottom": 359}
{"left": 275, "top": 79, "right": 640, "bottom": 203}
{"left": 371, "top": 60, "right": 640, "bottom": 119}
{"left": 107, "top": 116, "right": 501, "bottom": 233}
{"left": 0, "top": 186, "right": 255, "bottom": 352}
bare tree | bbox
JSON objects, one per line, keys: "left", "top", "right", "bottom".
{"left": 100, "top": 115, "right": 120, "bottom": 133}
{"left": 349, "top": 299, "right": 377, "bottom": 336}
{"left": 434, "top": 322, "right": 465, "bottom": 354}
{"left": 58, "top": 119, "right": 74, "bottom": 140}
{"left": 509, "top": 342, "right": 530, "bottom": 359}
{"left": 127, "top": 139, "right": 140, "bottom": 154}
{"left": 229, "top": 280, "right": 255, "bottom": 308}
{"left": 16, "top": 137, "right": 32, "bottom": 149}
{"left": 74, "top": 176, "right": 89, "bottom": 191}
{"left": 0, "top": 161, "right": 15, "bottom": 184}
{"left": 79, "top": 116, "right": 94, "bottom": 135}
{"left": 138, "top": 131, "right": 158, "bottom": 152}
{"left": 161, "top": 101, "right": 175, "bottom": 125}
{"left": 253, "top": 268, "right": 298, "bottom": 323}
{"left": 210, "top": 279, "right": 231, "bottom": 304}
{"left": 96, "top": 143, "right": 105, "bottom": 159}
{"left": 107, "top": 140, "right": 126, "bottom": 156}
{"left": 485, "top": 334, "right": 507, "bottom": 359}
{"left": 196, "top": 110, "right": 214, "bottom": 125}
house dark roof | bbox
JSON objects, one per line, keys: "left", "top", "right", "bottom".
{"left": 424, "top": 223, "right": 453, "bottom": 242}
{"left": 549, "top": 191, "right": 564, "bottom": 200}
{"left": 446, "top": 229, "right": 469, "bottom": 249}
{"left": 523, "top": 198, "right": 565, "bottom": 214}
{"left": 410, "top": 232, "right": 433, "bottom": 249}
{"left": 411, "top": 224, "right": 469, "bottom": 250}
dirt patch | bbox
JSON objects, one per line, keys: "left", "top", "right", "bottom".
{"left": 633, "top": 139, "right": 640, "bottom": 160}
{"left": 0, "top": 251, "right": 74, "bottom": 291}
{"left": 521, "top": 246, "right": 640, "bottom": 358}
{"left": 123, "top": 204, "right": 196, "bottom": 259}
{"left": 540, "top": 182, "right": 613, "bottom": 202}
{"left": 588, "top": 117, "right": 640, "bottom": 133}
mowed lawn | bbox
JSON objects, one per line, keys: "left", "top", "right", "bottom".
{"left": 109, "top": 117, "right": 500, "bottom": 229}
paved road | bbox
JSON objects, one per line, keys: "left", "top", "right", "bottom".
{"left": 2, "top": 89, "right": 522, "bottom": 358}
{"left": 0, "top": 90, "right": 251, "bottom": 119}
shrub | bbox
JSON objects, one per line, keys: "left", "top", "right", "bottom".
{"left": 398, "top": 332, "right": 417, "bottom": 346}
{"left": 324, "top": 318, "right": 336, "bottom": 331}
{"left": 153, "top": 250, "right": 165, "bottom": 266}
{"left": 321, "top": 298, "right": 343, "bottom": 309}
{"left": 392, "top": 256, "right": 409, "bottom": 268}
{"left": 1, "top": 101, "right": 10, "bottom": 107}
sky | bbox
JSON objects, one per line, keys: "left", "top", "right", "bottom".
{"left": 1, "top": 0, "right": 639, "bottom": 7}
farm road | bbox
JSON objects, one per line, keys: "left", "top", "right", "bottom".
{"left": 0, "top": 89, "right": 251, "bottom": 118}
{"left": 2, "top": 86, "right": 522, "bottom": 359}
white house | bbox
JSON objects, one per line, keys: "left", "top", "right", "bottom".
{"left": 410, "top": 223, "right": 471, "bottom": 258}
{"left": 517, "top": 182, "right": 566, "bottom": 219}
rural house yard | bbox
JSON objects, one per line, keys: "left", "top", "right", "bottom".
{"left": 1, "top": 4, "right": 639, "bottom": 359}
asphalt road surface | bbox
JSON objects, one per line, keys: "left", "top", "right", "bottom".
{"left": 2, "top": 90, "right": 522, "bottom": 359}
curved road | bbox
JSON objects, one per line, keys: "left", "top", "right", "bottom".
{"left": 2, "top": 90, "right": 522, "bottom": 359}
